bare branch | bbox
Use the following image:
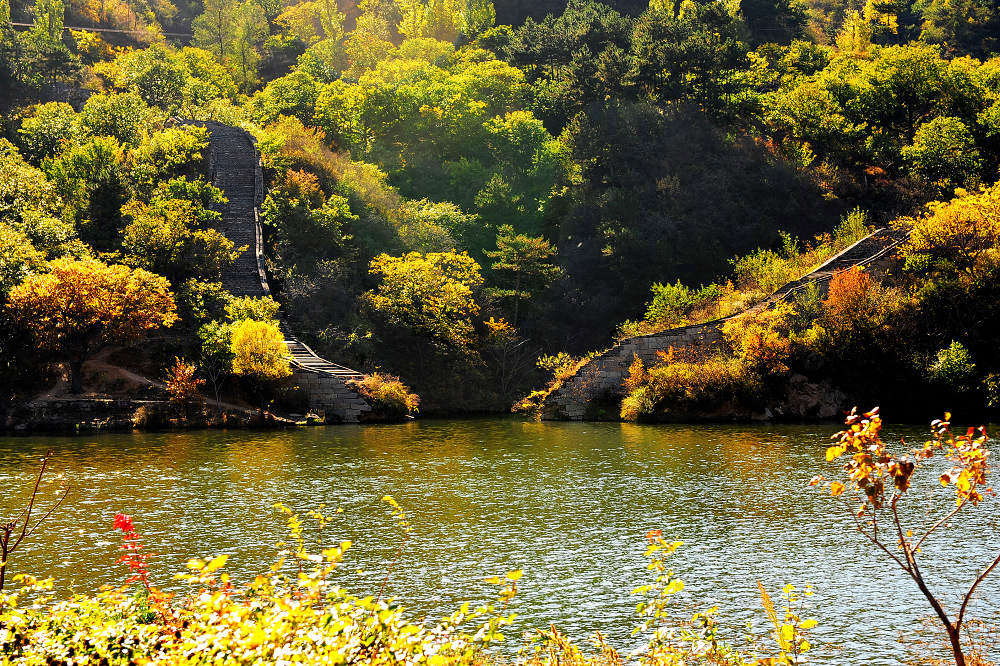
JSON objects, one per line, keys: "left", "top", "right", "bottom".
{"left": 851, "top": 506, "right": 909, "bottom": 572}
{"left": 913, "top": 500, "right": 968, "bottom": 552}
{"left": 957, "top": 549, "right": 1000, "bottom": 632}
{"left": 23, "top": 485, "right": 69, "bottom": 541}
{"left": 11, "top": 452, "right": 50, "bottom": 551}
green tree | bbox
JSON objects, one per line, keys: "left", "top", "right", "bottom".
{"left": 0, "top": 223, "right": 44, "bottom": 298}
{"left": 194, "top": 0, "right": 237, "bottom": 61}
{"left": 485, "top": 224, "right": 560, "bottom": 326}
{"left": 902, "top": 115, "right": 982, "bottom": 191}
{"left": 103, "top": 43, "right": 188, "bottom": 110}
{"left": 230, "top": 0, "right": 266, "bottom": 90}
{"left": 120, "top": 197, "right": 240, "bottom": 283}
{"left": 16, "top": 102, "right": 81, "bottom": 163}
{"left": 79, "top": 92, "right": 150, "bottom": 145}
{"left": 44, "top": 136, "right": 130, "bottom": 251}
{"left": 365, "top": 250, "right": 484, "bottom": 348}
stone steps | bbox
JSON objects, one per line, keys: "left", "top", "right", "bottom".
{"left": 181, "top": 120, "right": 371, "bottom": 423}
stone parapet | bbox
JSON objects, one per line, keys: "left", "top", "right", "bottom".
{"left": 540, "top": 227, "right": 907, "bottom": 420}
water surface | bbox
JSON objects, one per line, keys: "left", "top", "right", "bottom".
{"left": 1, "top": 420, "right": 997, "bottom": 664}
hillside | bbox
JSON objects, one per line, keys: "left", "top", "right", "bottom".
{"left": 4, "top": 0, "right": 1000, "bottom": 420}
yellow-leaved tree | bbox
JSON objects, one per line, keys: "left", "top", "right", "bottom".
{"left": 229, "top": 318, "right": 291, "bottom": 383}
{"left": 5, "top": 258, "right": 177, "bottom": 393}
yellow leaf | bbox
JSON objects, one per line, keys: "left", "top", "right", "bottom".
{"left": 830, "top": 481, "right": 845, "bottom": 496}
{"left": 203, "top": 554, "right": 229, "bottom": 573}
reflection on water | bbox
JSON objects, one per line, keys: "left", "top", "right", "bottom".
{"left": 1, "top": 419, "right": 998, "bottom": 664}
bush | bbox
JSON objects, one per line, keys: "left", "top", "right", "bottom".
{"left": 0, "top": 491, "right": 829, "bottom": 666}
{"left": 620, "top": 353, "right": 755, "bottom": 421}
{"left": 927, "top": 340, "right": 976, "bottom": 391}
{"left": 348, "top": 372, "right": 420, "bottom": 420}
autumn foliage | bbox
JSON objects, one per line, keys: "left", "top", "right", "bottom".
{"left": 813, "top": 408, "right": 998, "bottom": 666}
{"left": 112, "top": 513, "right": 150, "bottom": 592}
{"left": 229, "top": 319, "right": 291, "bottom": 381}
{"left": 164, "top": 357, "right": 205, "bottom": 408}
{"left": 5, "top": 258, "right": 178, "bottom": 393}
{"left": 821, "top": 266, "right": 879, "bottom": 330}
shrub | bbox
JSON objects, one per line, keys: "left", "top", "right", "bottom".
{"left": 901, "top": 183, "right": 1000, "bottom": 281}
{"left": 0, "top": 504, "right": 518, "bottom": 663}
{"left": 722, "top": 303, "right": 795, "bottom": 375}
{"left": 348, "top": 372, "right": 420, "bottom": 420}
{"left": 164, "top": 357, "right": 205, "bottom": 412}
{"left": 620, "top": 353, "right": 755, "bottom": 421}
{"left": 927, "top": 340, "right": 976, "bottom": 391}
{"left": 730, "top": 248, "right": 790, "bottom": 295}
{"left": 229, "top": 319, "right": 292, "bottom": 382}
{"left": 1, "top": 502, "right": 820, "bottom": 665}
{"left": 813, "top": 408, "right": 999, "bottom": 666}
{"left": 536, "top": 352, "right": 582, "bottom": 384}
{"left": 821, "top": 266, "right": 880, "bottom": 333}
{"left": 644, "top": 280, "right": 699, "bottom": 325}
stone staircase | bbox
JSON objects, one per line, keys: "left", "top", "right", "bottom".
{"left": 540, "top": 226, "right": 909, "bottom": 420}
{"left": 188, "top": 121, "right": 371, "bottom": 423}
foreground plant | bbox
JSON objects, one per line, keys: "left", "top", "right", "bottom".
{"left": 0, "top": 501, "right": 518, "bottom": 664}
{"left": 0, "top": 452, "right": 67, "bottom": 597}
{"left": 812, "top": 408, "right": 998, "bottom": 666}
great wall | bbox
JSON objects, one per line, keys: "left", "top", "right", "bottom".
{"left": 540, "top": 226, "right": 909, "bottom": 420}
{"left": 194, "top": 122, "right": 373, "bottom": 423}
{"left": 193, "top": 123, "right": 910, "bottom": 424}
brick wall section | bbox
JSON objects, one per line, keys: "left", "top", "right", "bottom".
{"left": 188, "top": 121, "right": 373, "bottom": 423}
{"left": 541, "top": 227, "right": 908, "bottom": 420}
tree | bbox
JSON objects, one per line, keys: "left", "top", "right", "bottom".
{"left": 230, "top": 0, "right": 266, "bottom": 90}
{"left": 105, "top": 43, "right": 188, "bottom": 110}
{"left": 16, "top": 102, "right": 81, "bottom": 163}
{"left": 78, "top": 92, "right": 150, "bottom": 145}
{"left": 193, "top": 0, "right": 237, "bottom": 61}
{"left": 365, "top": 251, "right": 484, "bottom": 349}
{"left": 0, "top": 223, "right": 44, "bottom": 298}
{"left": 458, "top": 0, "right": 494, "bottom": 39}
{"left": 120, "top": 197, "right": 240, "bottom": 283}
{"left": 0, "top": 140, "right": 78, "bottom": 260}
{"left": 5, "top": 258, "right": 178, "bottom": 393}
{"left": 813, "top": 408, "right": 1000, "bottom": 666}
{"left": 29, "top": 0, "right": 64, "bottom": 44}
{"left": 902, "top": 116, "right": 982, "bottom": 192}
{"left": 226, "top": 295, "right": 282, "bottom": 323}
{"left": 197, "top": 319, "right": 234, "bottom": 409}
{"left": 43, "top": 136, "right": 129, "bottom": 251}
{"left": 485, "top": 225, "right": 560, "bottom": 326}
{"left": 629, "top": 2, "right": 749, "bottom": 123}
{"left": 229, "top": 318, "right": 291, "bottom": 382}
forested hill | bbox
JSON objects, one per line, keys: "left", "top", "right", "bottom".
{"left": 4, "top": 0, "right": 1000, "bottom": 416}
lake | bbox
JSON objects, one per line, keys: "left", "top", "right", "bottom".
{"left": 1, "top": 419, "right": 997, "bottom": 664}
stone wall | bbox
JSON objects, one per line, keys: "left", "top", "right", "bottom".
{"left": 192, "top": 121, "right": 374, "bottom": 423}
{"left": 6, "top": 397, "right": 275, "bottom": 433}
{"left": 291, "top": 370, "right": 370, "bottom": 423}
{"left": 541, "top": 227, "right": 907, "bottom": 420}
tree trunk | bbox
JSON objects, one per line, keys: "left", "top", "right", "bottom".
{"left": 0, "top": 539, "right": 8, "bottom": 595}
{"left": 69, "top": 358, "right": 84, "bottom": 394}
{"left": 948, "top": 626, "right": 966, "bottom": 666}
